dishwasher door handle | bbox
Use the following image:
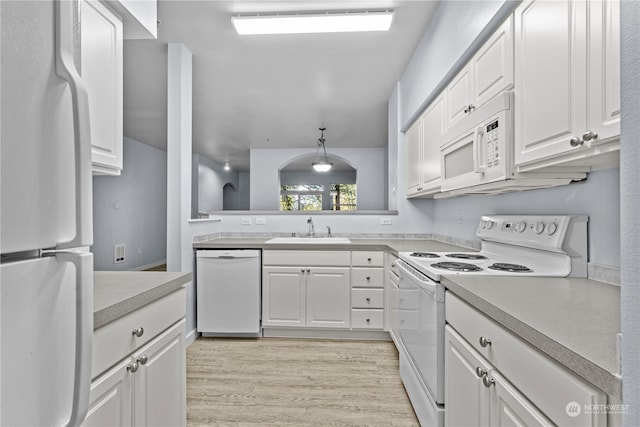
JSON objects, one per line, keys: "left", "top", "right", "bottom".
{"left": 218, "top": 255, "right": 236, "bottom": 259}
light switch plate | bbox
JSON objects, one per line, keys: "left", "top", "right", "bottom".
{"left": 256, "top": 218, "right": 266, "bottom": 225}
{"left": 381, "top": 218, "right": 392, "bottom": 225}
{"left": 241, "top": 218, "right": 252, "bottom": 225}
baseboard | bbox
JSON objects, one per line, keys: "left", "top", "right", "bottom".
{"left": 262, "top": 327, "right": 391, "bottom": 341}
{"left": 185, "top": 328, "right": 200, "bottom": 347}
{"left": 136, "top": 259, "right": 167, "bottom": 271}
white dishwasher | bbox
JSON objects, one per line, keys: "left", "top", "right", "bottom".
{"left": 196, "top": 249, "right": 261, "bottom": 337}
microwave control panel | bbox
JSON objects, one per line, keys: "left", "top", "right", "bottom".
{"left": 485, "top": 119, "right": 501, "bottom": 167}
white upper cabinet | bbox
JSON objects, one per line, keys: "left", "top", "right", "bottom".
{"left": 82, "top": 0, "right": 123, "bottom": 175}
{"left": 406, "top": 92, "right": 446, "bottom": 198}
{"left": 472, "top": 15, "right": 514, "bottom": 110}
{"left": 514, "top": 0, "right": 620, "bottom": 171}
{"left": 446, "top": 15, "right": 514, "bottom": 129}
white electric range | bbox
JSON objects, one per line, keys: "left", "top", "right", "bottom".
{"left": 394, "top": 215, "right": 588, "bottom": 427}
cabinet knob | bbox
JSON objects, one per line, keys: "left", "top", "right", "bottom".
{"left": 301, "top": 269, "right": 305, "bottom": 273}
{"left": 136, "top": 355, "right": 149, "bottom": 365}
{"left": 475, "top": 367, "right": 487, "bottom": 378}
{"left": 367, "top": 257, "right": 372, "bottom": 262}
{"left": 482, "top": 375, "right": 495, "bottom": 388}
{"left": 306, "top": 268, "right": 311, "bottom": 273}
{"left": 366, "top": 318, "right": 371, "bottom": 323}
{"left": 464, "top": 104, "right": 475, "bottom": 114}
{"left": 366, "top": 297, "right": 371, "bottom": 302}
{"left": 569, "top": 136, "right": 584, "bottom": 147}
{"left": 479, "top": 336, "right": 492, "bottom": 348}
{"left": 132, "top": 327, "right": 144, "bottom": 338}
{"left": 366, "top": 276, "right": 371, "bottom": 281}
{"left": 582, "top": 130, "right": 598, "bottom": 142}
{"left": 127, "top": 362, "right": 139, "bottom": 373}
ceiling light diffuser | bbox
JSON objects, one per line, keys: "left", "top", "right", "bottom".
{"left": 232, "top": 11, "right": 393, "bottom": 35}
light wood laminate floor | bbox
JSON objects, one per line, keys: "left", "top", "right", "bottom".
{"left": 187, "top": 337, "right": 420, "bottom": 426}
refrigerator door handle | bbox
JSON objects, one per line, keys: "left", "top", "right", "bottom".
{"left": 56, "top": 251, "right": 94, "bottom": 427}
{"left": 55, "top": 0, "right": 93, "bottom": 250}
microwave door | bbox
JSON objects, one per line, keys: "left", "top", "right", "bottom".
{"left": 440, "top": 127, "right": 486, "bottom": 192}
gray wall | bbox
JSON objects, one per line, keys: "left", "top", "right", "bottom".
{"left": 249, "top": 147, "right": 386, "bottom": 211}
{"left": 620, "top": 1, "right": 640, "bottom": 424}
{"left": 192, "top": 153, "right": 241, "bottom": 215}
{"left": 92, "top": 137, "right": 167, "bottom": 270}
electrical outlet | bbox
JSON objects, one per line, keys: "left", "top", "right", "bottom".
{"left": 241, "top": 218, "right": 252, "bottom": 225}
{"left": 256, "top": 218, "right": 266, "bottom": 225}
{"left": 456, "top": 209, "right": 463, "bottom": 224}
{"left": 381, "top": 218, "right": 392, "bottom": 225}
{"left": 114, "top": 244, "right": 125, "bottom": 263}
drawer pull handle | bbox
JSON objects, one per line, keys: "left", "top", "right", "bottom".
{"left": 479, "top": 336, "right": 492, "bottom": 348}
{"left": 482, "top": 375, "right": 495, "bottom": 388}
{"left": 366, "top": 318, "right": 371, "bottom": 323}
{"left": 301, "top": 269, "right": 305, "bottom": 273}
{"left": 306, "top": 268, "right": 311, "bottom": 273}
{"left": 475, "top": 367, "right": 487, "bottom": 378}
{"left": 136, "top": 355, "right": 149, "bottom": 365}
{"left": 367, "top": 257, "right": 372, "bottom": 262}
{"left": 366, "top": 276, "right": 371, "bottom": 281}
{"left": 127, "top": 362, "right": 139, "bottom": 373}
{"left": 132, "top": 327, "right": 144, "bottom": 338}
{"left": 366, "top": 297, "right": 371, "bottom": 302}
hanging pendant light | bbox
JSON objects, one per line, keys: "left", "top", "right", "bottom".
{"left": 312, "top": 127, "right": 333, "bottom": 172}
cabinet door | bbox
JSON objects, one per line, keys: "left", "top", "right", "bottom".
{"left": 446, "top": 63, "right": 473, "bottom": 128}
{"left": 444, "top": 326, "right": 490, "bottom": 427}
{"left": 83, "top": 359, "right": 133, "bottom": 427}
{"left": 262, "top": 267, "right": 306, "bottom": 327}
{"left": 306, "top": 267, "right": 351, "bottom": 328}
{"left": 488, "top": 370, "right": 553, "bottom": 427}
{"left": 472, "top": 15, "right": 514, "bottom": 108}
{"left": 406, "top": 119, "right": 423, "bottom": 195}
{"left": 420, "top": 94, "right": 446, "bottom": 193}
{"left": 133, "top": 320, "right": 186, "bottom": 427}
{"left": 81, "top": 0, "right": 123, "bottom": 175}
{"left": 588, "top": 0, "right": 620, "bottom": 143}
{"left": 514, "top": 0, "right": 587, "bottom": 167}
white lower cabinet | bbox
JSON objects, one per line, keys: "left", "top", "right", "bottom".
{"left": 262, "top": 256, "right": 351, "bottom": 329}
{"left": 445, "top": 325, "right": 552, "bottom": 426}
{"left": 445, "top": 292, "right": 607, "bottom": 427}
{"left": 84, "top": 289, "right": 186, "bottom": 426}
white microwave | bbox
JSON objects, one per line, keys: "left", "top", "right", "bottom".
{"left": 440, "top": 91, "right": 514, "bottom": 192}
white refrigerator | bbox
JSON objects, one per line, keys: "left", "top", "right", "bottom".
{"left": 1, "top": 1, "right": 94, "bottom": 425}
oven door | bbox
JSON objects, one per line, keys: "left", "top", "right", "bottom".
{"left": 397, "top": 261, "right": 445, "bottom": 405}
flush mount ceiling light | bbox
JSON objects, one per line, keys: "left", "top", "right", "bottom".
{"left": 232, "top": 10, "right": 393, "bottom": 35}
{"left": 224, "top": 161, "right": 231, "bottom": 171}
{"left": 312, "top": 127, "right": 333, "bottom": 172}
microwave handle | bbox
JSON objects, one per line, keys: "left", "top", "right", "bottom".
{"left": 473, "top": 126, "right": 486, "bottom": 174}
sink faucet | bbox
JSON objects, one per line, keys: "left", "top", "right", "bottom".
{"left": 307, "top": 217, "right": 315, "bottom": 237}
{"left": 327, "top": 226, "right": 332, "bottom": 237}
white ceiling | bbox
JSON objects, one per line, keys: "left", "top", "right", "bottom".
{"left": 123, "top": 1, "right": 439, "bottom": 171}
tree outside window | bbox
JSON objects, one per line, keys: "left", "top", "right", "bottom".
{"left": 330, "top": 184, "right": 357, "bottom": 211}
{"left": 280, "top": 185, "right": 324, "bottom": 211}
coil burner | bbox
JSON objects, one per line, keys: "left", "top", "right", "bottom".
{"left": 410, "top": 252, "right": 440, "bottom": 258}
{"left": 488, "top": 263, "right": 532, "bottom": 273}
{"left": 446, "top": 253, "right": 488, "bottom": 260}
{"left": 431, "top": 262, "right": 483, "bottom": 272}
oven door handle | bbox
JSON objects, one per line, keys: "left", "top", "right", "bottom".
{"left": 397, "top": 261, "right": 442, "bottom": 300}
{"left": 473, "top": 126, "right": 486, "bottom": 174}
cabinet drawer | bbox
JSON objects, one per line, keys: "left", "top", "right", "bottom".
{"left": 263, "top": 250, "right": 350, "bottom": 266}
{"left": 92, "top": 288, "right": 186, "bottom": 379}
{"left": 446, "top": 292, "right": 606, "bottom": 426}
{"left": 352, "top": 251, "right": 384, "bottom": 267}
{"left": 351, "top": 268, "right": 384, "bottom": 288}
{"left": 351, "top": 309, "right": 384, "bottom": 329}
{"left": 352, "top": 289, "right": 384, "bottom": 309}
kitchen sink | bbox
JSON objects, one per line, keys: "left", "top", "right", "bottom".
{"left": 265, "top": 237, "right": 352, "bottom": 244}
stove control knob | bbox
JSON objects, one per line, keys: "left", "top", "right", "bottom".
{"left": 515, "top": 221, "right": 527, "bottom": 233}
{"left": 486, "top": 220, "right": 495, "bottom": 230}
{"left": 480, "top": 220, "right": 487, "bottom": 229}
{"left": 546, "top": 222, "right": 558, "bottom": 235}
{"left": 534, "top": 222, "right": 545, "bottom": 234}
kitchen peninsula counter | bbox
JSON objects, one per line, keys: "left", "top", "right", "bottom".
{"left": 94, "top": 271, "right": 192, "bottom": 329}
{"left": 443, "top": 275, "right": 621, "bottom": 399}
{"left": 193, "top": 237, "right": 472, "bottom": 254}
